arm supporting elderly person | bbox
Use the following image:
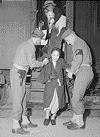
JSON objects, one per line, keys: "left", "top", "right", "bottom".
{"left": 66, "top": 49, "right": 83, "bottom": 78}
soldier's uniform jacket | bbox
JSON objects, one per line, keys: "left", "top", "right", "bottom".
{"left": 70, "top": 37, "right": 92, "bottom": 74}
{"left": 13, "top": 39, "right": 42, "bottom": 72}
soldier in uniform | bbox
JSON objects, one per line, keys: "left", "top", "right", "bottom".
{"left": 10, "top": 28, "right": 48, "bottom": 134}
{"left": 61, "top": 29, "right": 94, "bottom": 130}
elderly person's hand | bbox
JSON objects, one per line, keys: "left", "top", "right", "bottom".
{"left": 49, "top": 18, "right": 54, "bottom": 25}
{"left": 48, "top": 19, "right": 55, "bottom": 32}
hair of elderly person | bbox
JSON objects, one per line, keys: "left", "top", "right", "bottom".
{"left": 51, "top": 47, "right": 61, "bottom": 56}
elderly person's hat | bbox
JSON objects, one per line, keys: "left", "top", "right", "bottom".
{"left": 43, "top": 0, "right": 56, "bottom": 9}
{"left": 32, "top": 28, "right": 44, "bottom": 39}
{"left": 61, "top": 28, "right": 74, "bottom": 39}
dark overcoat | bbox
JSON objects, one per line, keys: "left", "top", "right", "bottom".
{"left": 36, "top": 58, "right": 69, "bottom": 109}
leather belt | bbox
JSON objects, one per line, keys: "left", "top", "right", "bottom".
{"left": 13, "top": 64, "right": 28, "bottom": 71}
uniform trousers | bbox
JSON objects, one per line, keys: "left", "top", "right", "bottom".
{"left": 71, "top": 66, "right": 94, "bottom": 115}
{"left": 10, "top": 66, "right": 27, "bottom": 121}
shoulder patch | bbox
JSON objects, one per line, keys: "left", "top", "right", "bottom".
{"left": 75, "top": 49, "right": 83, "bottom": 56}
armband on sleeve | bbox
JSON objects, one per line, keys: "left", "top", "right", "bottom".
{"left": 75, "top": 49, "right": 83, "bottom": 56}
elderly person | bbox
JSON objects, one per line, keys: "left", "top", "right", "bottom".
{"left": 10, "top": 28, "right": 48, "bottom": 134}
{"left": 62, "top": 29, "right": 94, "bottom": 130}
{"left": 41, "top": 0, "right": 66, "bottom": 34}
{"left": 39, "top": 0, "right": 67, "bottom": 57}
{"left": 37, "top": 47, "right": 69, "bottom": 126}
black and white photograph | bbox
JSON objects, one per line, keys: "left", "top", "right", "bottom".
{"left": 0, "top": 0, "right": 100, "bottom": 136}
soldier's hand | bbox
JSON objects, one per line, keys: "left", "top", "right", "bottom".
{"left": 66, "top": 69, "right": 70, "bottom": 73}
{"left": 68, "top": 72, "right": 73, "bottom": 79}
{"left": 42, "top": 58, "right": 49, "bottom": 65}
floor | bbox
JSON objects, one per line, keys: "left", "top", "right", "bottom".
{"left": 0, "top": 109, "right": 100, "bottom": 137}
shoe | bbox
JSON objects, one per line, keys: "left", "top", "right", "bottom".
{"left": 63, "top": 120, "right": 73, "bottom": 126}
{"left": 43, "top": 117, "right": 51, "bottom": 126}
{"left": 12, "top": 127, "right": 29, "bottom": 134}
{"left": 51, "top": 119, "right": 56, "bottom": 125}
{"left": 21, "top": 122, "right": 38, "bottom": 128}
{"left": 67, "top": 122, "right": 85, "bottom": 130}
